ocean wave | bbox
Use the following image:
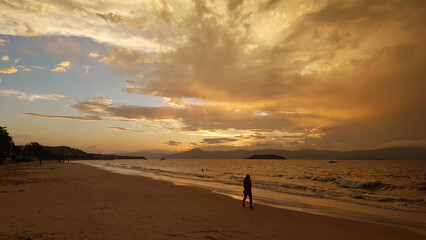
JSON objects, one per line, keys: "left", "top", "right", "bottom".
{"left": 336, "top": 180, "right": 390, "bottom": 190}
{"left": 311, "top": 177, "right": 337, "bottom": 183}
{"left": 300, "top": 176, "right": 399, "bottom": 191}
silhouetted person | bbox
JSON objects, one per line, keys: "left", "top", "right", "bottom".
{"left": 242, "top": 175, "right": 253, "bottom": 209}
{"left": 39, "top": 158, "right": 42, "bottom": 166}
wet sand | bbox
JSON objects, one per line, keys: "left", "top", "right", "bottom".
{"left": 0, "top": 161, "right": 424, "bottom": 240}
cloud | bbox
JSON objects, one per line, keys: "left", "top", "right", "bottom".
{"left": 227, "top": 0, "right": 244, "bottom": 12}
{"left": 2, "top": 55, "right": 9, "bottom": 61}
{"left": 17, "top": 65, "right": 32, "bottom": 72}
{"left": 96, "top": 12, "right": 122, "bottom": 24}
{"left": 0, "top": 89, "right": 65, "bottom": 101}
{"left": 23, "top": 0, "right": 56, "bottom": 16}
{"left": 112, "top": 0, "right": 425, "bottom": 150}
{"left": 0, "top": 1, "right": 171, "bottom": 52}
{"left": 163, "top": 97, "right": 187, "bottom": 108}
{"left": 109, "top": 127, "right": 147, "bottom": 133}
{"left": 67, "top": 98, "right": 301, "bottom": 131}
{"left": 0, "top": 38, "right": 8, "bottom": 46}
{"left": 32, "top": 65, "right": 46, "bottom": 70}
{"left": 73, "top": 8, "right": 88, "bottom": 17}
{"left": 0, "top": 66, "right": 18, "bottom": 74}
{"left": 24, "top": 24, "right": 36, "bottom": 36}
{"left": 51, "top": 61, "right": 71, "bottom": 72}
{"left": 88, "top": 52, "right": 100, "bottom": 58}
{"left": 100, "top": 48, "right": 158, "bottom": 76}
{"left": 153, "top": 0, "right": 174, "bottom": 24}
{"left": 84, "top": 65, "right": 90, "bottom": 75}
{"left": 51, "top": 93, "right": 67, "bottom": 98}
{"left": 64, "top": 98, "right": 319, "bottom": 135}
{"left": 24, "top": 113, "right": 101, "bottom": 121}
{"left": 202, "top": 138, "right": 237, "bottom": 144}
{"left": 166, "top": 140, "right": 182, "bottom": 146}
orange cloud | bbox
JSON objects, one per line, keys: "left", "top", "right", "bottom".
{"left": 163, "top": 97, "right": 187, "bottom": 108}
{"left": 51, "top": 61, "right": 71, "bottom": 72}
{"left": 25, "top": 24, "right": 36, "bottom": 36}
{"left": 108, "top": 0, "right": 425, "bottom": 150}
{"left": 0, "top": 66, "right": 18, "bottom": 74}
{"left": 51, "top": 93, "right": 67, "bottom": 98}
{"left": 88, "top": 52, "right": 100, "bottom": 58}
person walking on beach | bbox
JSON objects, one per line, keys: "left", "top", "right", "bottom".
{"left": 242, "top": 175, "right": 253, "bottom": 209}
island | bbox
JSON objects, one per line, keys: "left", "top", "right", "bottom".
{"left": 245, "top": 154, "right": 286, "bottom": 159}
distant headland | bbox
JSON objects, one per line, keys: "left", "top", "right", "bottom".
{"left": 245, "top": 154, "right": 286, "bottom": 159}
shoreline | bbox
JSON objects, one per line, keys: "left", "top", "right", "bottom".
{"left": 0, "top": 161, "right": 424, "bottom": 240}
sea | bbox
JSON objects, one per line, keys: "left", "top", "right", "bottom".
{"left": 82, "top": 159, "right": 426, "bottom": 234}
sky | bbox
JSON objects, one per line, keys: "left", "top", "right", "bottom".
{"left": 0, "top": 0, "right": 425, "bottom": 153}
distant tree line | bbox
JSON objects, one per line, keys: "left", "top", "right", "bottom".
{"left": 0, "top": 125, "right": 145, "bottom": 164}
{"left": 0, "top": 126, "right": 55, "bottom": 164}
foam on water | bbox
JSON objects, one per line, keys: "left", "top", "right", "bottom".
{"left": 81, "top": 159, "right": 426, "bottom": 235}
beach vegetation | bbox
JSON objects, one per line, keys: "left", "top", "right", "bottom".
{"left": 22, "top": 142, "right": 53, "bottom": 162}
{"left": 0, "top": 126, "right": 15, "bottom": 163}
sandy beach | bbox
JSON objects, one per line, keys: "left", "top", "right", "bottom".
{"left": 0, "top": 161, "right": 424, "bottom": 240}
